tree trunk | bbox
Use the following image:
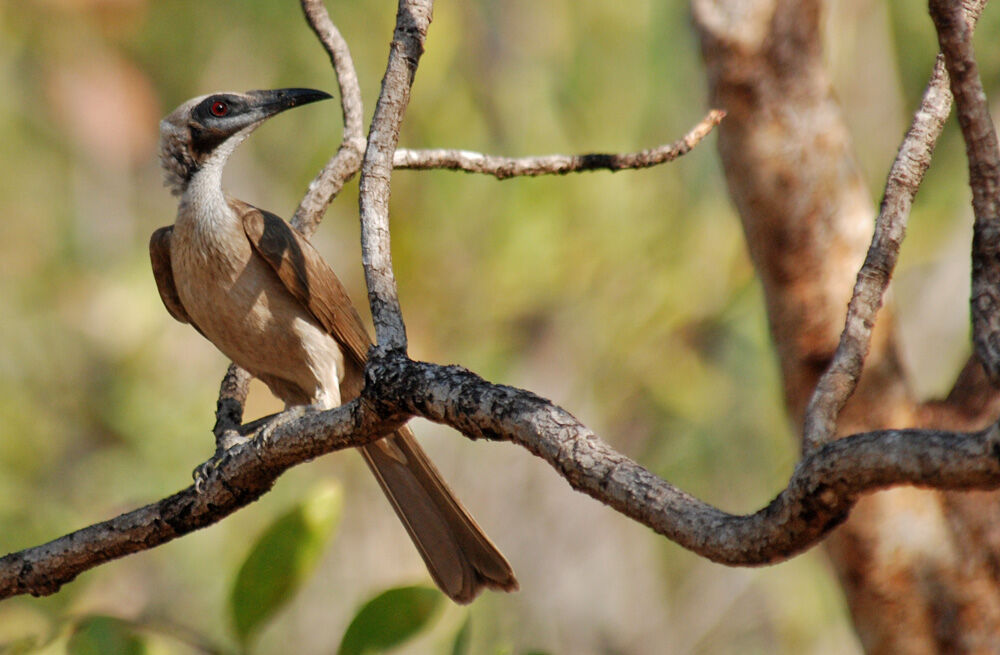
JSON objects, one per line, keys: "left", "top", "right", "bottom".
{"left": 693, "top": 0, "right": 1000, "bottom": 651}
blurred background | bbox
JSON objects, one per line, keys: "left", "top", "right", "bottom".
{"left": 0, "top": 0, "right": 998, "bottom": 653}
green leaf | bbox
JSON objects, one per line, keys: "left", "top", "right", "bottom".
{"left": 0, "top": 635, "right": 41, "bottom": 655}
{"left": 66, "top": 616, "right": 147, "bottom": 655}
{"left": 337, "top": 585, "right": 443, "bottom": 655}
{"left": 450, "top": 615, "right": 471, "bottom": 655}
{"left": 229, "top": 482, "right": 343, "bottom": 646}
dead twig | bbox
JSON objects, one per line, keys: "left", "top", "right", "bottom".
{"left": 393, "top": 109, "right": 725, "bottom": 179}
{"left": 292, "top": 0, "right": 367, "bottom": 237}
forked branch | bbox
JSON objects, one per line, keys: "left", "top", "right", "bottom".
{"left": 292, "top": 0, "right": 367, "bottom": 237}
{"left": 206, "top": 0, "right": 727, "bottom": 453}
{"left": 802, "top": 0, "right": 987, "bottom": 451}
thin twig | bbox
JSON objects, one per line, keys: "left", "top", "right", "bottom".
{"left": 293, "top": 0, "right": 366, "bottom": 237}
{"left": 801, "top": 0, "right": 987, "bottom": 452}
{"left": 358, "top": 0, "right": 434, "bottom": 350}
{"left": 4, "top": 354, "right": 1000, "bottom": 599}
{"left": 930, "top": 0, "right": 1000, "bottom": 385}
{"left": 393, "top": 109, "right": 725, "bottom": 179}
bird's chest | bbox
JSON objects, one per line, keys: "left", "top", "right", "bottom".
{"left": 167, "top": 210, "right": 346, "bottom": 406}
{"left": 171, "top": 218, "right": 255, "bottom": 324}
{"left": 169, "top": 218, "right": 306, "bottom": 368}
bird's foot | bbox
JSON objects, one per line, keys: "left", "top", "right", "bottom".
{"left": 193, "top": 429, "right": 251, "bottom": 493}
{"left": 252, "top": 405, "right": 310, "bottom": 451}
{"left": 192, "top": 406, "right": 316, "bottom": 492}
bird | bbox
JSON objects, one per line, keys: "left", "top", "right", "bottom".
{"left": 149, "top": 87, "right": 518, "bottom": 604}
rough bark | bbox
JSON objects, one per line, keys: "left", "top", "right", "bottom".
{"left": 693, "top": 0, "right": 1000, "bottom": 651}
{"left": 801, "top": 49, "right": 963, "bottom": 452}
{"left": 6, "top": 352, "right": 1000, "bottom": 600}
{"left": 929, "top": 0, "right": 1000, "bottom": 386}
{"left": 358, "top": 0, "right": 434, "bottom": 351}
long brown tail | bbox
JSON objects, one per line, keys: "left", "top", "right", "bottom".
{"left": 359, "top": 426, "right": 518, "bottom": 604}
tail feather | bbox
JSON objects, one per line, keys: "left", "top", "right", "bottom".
{"left": 360, "top": 426, "right": 518, "bottom": 604}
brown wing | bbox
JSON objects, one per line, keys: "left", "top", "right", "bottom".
{"left": 149, "top": 226, "right": 193, "bottom": 324}
{"left": 236, "top": 201, "right": 519, "bottom": 603}
{"left": 235, "top": 200, "right": 373, "bottom": 365}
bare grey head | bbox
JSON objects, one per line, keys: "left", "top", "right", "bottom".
{"left": 158, "top": 87, "right": 332, "bottom": 196}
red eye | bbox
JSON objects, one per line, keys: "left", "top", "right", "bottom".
{"left": 210, "top": 101, "right": 229, "bottom": 117}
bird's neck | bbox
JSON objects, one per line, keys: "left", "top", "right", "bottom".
{"left": 174, "top": 152, "right": 251, "bottom": 282}
{"left": 174, "top": 164, "right": 251, "bottom": 275}
{"left": 182, "top": 156, "right": 229, "bottom": 221}
{"left": 178, "top": 132, "right": 249, "bottom": 232}
{"left": 175, "top": 128, "right": 252, "bottom": 231}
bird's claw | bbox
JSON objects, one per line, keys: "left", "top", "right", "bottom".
{"left": 193, "top": 429, "right": 250, "bottom": 493}
{"left": 252, "top": 406, "right": 309, "bottom": 450}
{"left": 192, "top": 407, "right": 314, "bottom": 492}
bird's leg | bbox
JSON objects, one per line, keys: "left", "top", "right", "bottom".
{"left": 194, "top": 366, "right": 255, "bottom": 488}
{"left": 193, "top": 381, "right": 335, "bottom": 490}
{"left": 216, "top": 427, "right": 251, "bottom": 452}
{"left": 251, "top": 384, "right": 338, "bottom": 448}
{"left": 192, "top": 408, "right": 313, "bottom": 491}
{"left": 193, "top": 432, "right": 250, "bottom": 491}
{"left": 252, "top": 404, "right": 314, "bottom": 449}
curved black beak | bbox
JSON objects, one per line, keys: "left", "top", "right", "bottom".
{"left": 246, "top": 88, "right": 333, "bottom": 120}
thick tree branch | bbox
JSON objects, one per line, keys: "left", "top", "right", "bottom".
{"left": 5, "top": 354, "right": 1000, "bottom": 599}
{"left": 0, "top": 398, "right": 402, "bottom": 600}
{"left": 363, "top": 354, "right": 1000, "bottom": 564}
{"left": 358, "top": 0, "right": 434, "bottom": 351}
{"left": 930, "top": 0, "right": 1000, "bottom": 385}
{"left": 693, "top": 0, "right": 888, "bottom": 426}
{"left": 802, "top": 0, "right": 987, "bottom": 452}
{"left": 392, "top": 109, "right": 725, "bottom": 179}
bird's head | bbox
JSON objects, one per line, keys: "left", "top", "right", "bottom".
{"left": 159, "top": 87, "right": 332, "bottom": 196}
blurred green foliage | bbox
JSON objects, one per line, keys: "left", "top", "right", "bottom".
{"left": 230, "top": 484, "right": 342, "bottom": 647}
{"left": 0, "top": 0, "right": 997, "bottom": 653}
{"left": 337, "top": 585, "right": 442, "bottom": 655}
{"left": 66, "top": 617, "right": 147, "bottom": 655}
